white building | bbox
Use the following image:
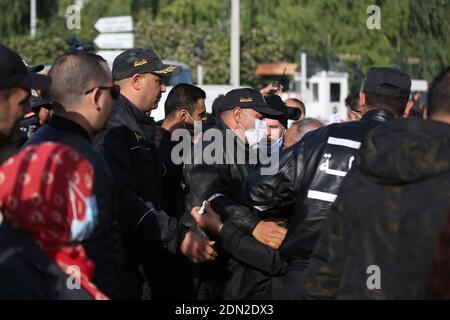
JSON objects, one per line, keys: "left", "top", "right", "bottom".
{"left": 282, "top": 71, "right": 349, "bottom": 123}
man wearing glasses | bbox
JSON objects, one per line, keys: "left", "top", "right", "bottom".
{"left": 25, "top": 52, "right": 125, "bottom": 299}
{"left": 94, "top": 48, "right": 218, "bottom": 300}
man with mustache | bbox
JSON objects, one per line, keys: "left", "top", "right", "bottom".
{"left": 94, "top": 48, "right": 218, "bottom": 299}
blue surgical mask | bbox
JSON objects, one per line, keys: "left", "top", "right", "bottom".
{"left": 270, "top": 137, "right": 284, "bottom": 155}
{"left": 68, "top": 181, "right": 98, "bottom": 243}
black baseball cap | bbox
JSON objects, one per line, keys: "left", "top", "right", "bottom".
{"left": 221, "top": 88, "right": 284, "bottom": 118}
{"left": 28, "top": 65, "right": 44, "bottom": 73}
{"left": 29, "top": 95, "right": 52, "bottom": 110}
{"left": 112, "top": 48, "right": 181, "bottom": 81}
{"left": 265, "top": 95, "right": 288, "bottom": 127}
{"left": 0, "top": 45, "right": 51, "bottom": 91}
{"left": 363, "top": 67, "right": 411, "bottom": 98}
{"left": 212, "top": 95, "right": 225, "bottom": 115}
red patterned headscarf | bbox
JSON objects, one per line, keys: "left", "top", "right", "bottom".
{"left": 0, "top": 142, "right": 108, "bottom": 300}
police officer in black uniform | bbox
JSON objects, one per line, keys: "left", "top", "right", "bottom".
{"left": 191, "top": 68, "right": 414, "bottom": 299}
{"left": 241, "top": 67, "right": 414, "bottom": 298}
{"left": 94, "top": 48, "right": 218, "bottom": 299}
{"left": 14, "top": 96, "right": 52, "bottom": 148}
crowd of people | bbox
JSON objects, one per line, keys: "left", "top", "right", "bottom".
{"left": 0, "top": 43, "right": 449, "bottom": 300}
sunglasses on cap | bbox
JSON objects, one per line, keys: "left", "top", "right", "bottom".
{"left": 85, "top": 85, "right": 121, "bottom": 100}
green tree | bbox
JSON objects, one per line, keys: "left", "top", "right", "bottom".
{"left": 0, "top": 0, "right": 29, "bottom": 38}
{"left": 158, "top": 0, "right": 228, "bottom": 26}
{"left": 135, "top": 13, "right": 230, "bottom": 85}
{"left": 402, "top": 0, "right": 450, "bottom": 79}
{"left": 1, "top": 0, "right": 449, "bottom": 87}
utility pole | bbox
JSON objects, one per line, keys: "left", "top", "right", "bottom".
{"left": 30, "top": 0, "right": 37, "bottom": 38}
{"left": 195, "top": 37, "right": 204, "bottom": 86}
{"left": 230, "top": 0, "right": 240, "bottom": 86}
{"left": 301, "top": 49, "right": 307, "bottom": 97}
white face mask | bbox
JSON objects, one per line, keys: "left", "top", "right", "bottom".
{"left": 240, "top": 111, "right": 267, "bottom": 149}
{"left": 68, "top": 181, "right": 98, "bottom": 243}
{"left": 186, "top": 113, "right": 202, "bottom": 131}
{"left": 270, "top": 137, "right": 284, "bottom": 155}
{"left": 287, "top": 119, "right": 296, "bottom": 129}
{"left": 185, "top": 113, "right": 203, "bottom": 144}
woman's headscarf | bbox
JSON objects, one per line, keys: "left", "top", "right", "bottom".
{"left": 0, "top": 142, "right": 108, "bottom": 300}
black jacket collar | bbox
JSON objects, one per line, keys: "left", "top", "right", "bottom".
{"left": 116, "top": 94, "right": 155, "bottom": 125}
{"left": 361, "top": 108, "right": 395, "bottom": 123}
{"left": 48, "top": 115, "right": 91, "bottom": 143}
